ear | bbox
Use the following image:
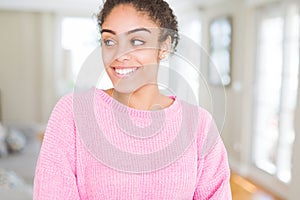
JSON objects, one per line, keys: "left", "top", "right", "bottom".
{"left": 158, "top": 36, "right": 172, "bottom": 60}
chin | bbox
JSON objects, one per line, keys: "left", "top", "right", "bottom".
{"left": 113, "top": 79, "right": 158, "bottom": 94}
{"left": 113, "top": 83, "right": 144, "bottom": 94}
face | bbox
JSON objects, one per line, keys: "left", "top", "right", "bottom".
{"left": 101, "top": 4, "right": 168, "bottom": 93}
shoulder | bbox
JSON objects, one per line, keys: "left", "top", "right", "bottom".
{"left": 51, "top": 88, "right": 95, "bottom": 117}
{"left": 49, "top": 93, "right": 74, "bottom": 122}
{"left": 178, "top": 100, "right": 215, "bottom": 141}
{"left": 178, "top": 100, "right": 218, "bottom": 147}
{"left": 55, "top": 93, "right": 74, "bottom": 108}
{"left": 178, "top": 100, "right": 213, "bottom": 125}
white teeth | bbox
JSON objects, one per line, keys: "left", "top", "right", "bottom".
{"left": 115, "top": 68, "right": 137, "bottom": 75}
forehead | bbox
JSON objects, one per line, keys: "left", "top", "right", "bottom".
{"left": 101, "top": 4, "right": 159, "bottom": 35}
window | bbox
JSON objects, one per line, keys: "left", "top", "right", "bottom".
{"left": 59, "top": 17, "right": 99, "bottom": 94}
{"left": 252, "top": 3, "right": 299, "bottom": 183}
{"left": 209, "top": 16, "right": 232, "bottom": 86}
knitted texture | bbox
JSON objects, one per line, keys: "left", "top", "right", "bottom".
{"left": 34, "top": 88, "right": 231, "bottom": 199}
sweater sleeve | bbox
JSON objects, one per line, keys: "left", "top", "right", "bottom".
{"left": 34, "top": 94, "right": 80, "bottom": 200}
{"left": 193, "top": 113, "right": 232, "bottom": 200}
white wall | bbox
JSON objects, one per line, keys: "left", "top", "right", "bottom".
{"left": 289, "top": 90, "right": 300, "bottom": 199}
{"left": 0, "top": 11, "right": 57, "bottom": 124}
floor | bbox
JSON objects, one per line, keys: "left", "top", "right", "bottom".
{"left": 230, "top": 172, "right": 284, "bottom": 200}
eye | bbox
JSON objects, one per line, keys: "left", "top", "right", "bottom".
{"left": 103, "top": 39, "right": 116, "bottom": 47}
{"left": 131, "top": 39, "right": 145, "bottom": 46}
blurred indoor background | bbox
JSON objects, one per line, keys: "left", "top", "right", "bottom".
{"left": 0, "top": 0, "right": 299, "bottom": 199}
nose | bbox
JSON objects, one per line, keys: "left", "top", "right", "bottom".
{"left": 115, "top": 39, "right": 132, "bottom": 62}
{"left": 116, "top": 51, "right": 131, "bottom": 62}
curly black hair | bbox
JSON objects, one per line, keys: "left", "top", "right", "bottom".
{"left": 97, "top": 0, "right": 179, "bottom": 52}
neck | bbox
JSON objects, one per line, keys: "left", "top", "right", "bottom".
{"left": 111, "top": 85, "right": 165, "bottom": 110}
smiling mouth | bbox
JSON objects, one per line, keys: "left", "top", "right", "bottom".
{"left": 113, "top": 67, "right": 139, "bottom": 77}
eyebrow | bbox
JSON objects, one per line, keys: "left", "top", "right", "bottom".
{"left": 101, "top": 28, "right": 152, "bottom": 35}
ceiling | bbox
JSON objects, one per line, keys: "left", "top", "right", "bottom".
{"left": 0, "top": 0, "right": 227, "bottom": 14}
{"left": 0, "top": 0, "right": 273, "bottom": 15}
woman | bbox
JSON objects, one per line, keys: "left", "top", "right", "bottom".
{"left": 34, "top": 0, "right": 232, "bottom": 199}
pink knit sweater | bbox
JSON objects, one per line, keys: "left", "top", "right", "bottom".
{"left": 34, "top": 87, "right": 231, "bottom": 199}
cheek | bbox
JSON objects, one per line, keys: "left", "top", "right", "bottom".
{"left": 102, "top": 49, "right": 115, "bottom": 67}
{"left": 134, "top": 49, "right": 160, "bottom": 65}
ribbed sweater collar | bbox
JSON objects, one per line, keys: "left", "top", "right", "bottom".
{"left": 93, "top": 87, "right": 181, "bottom": 120}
